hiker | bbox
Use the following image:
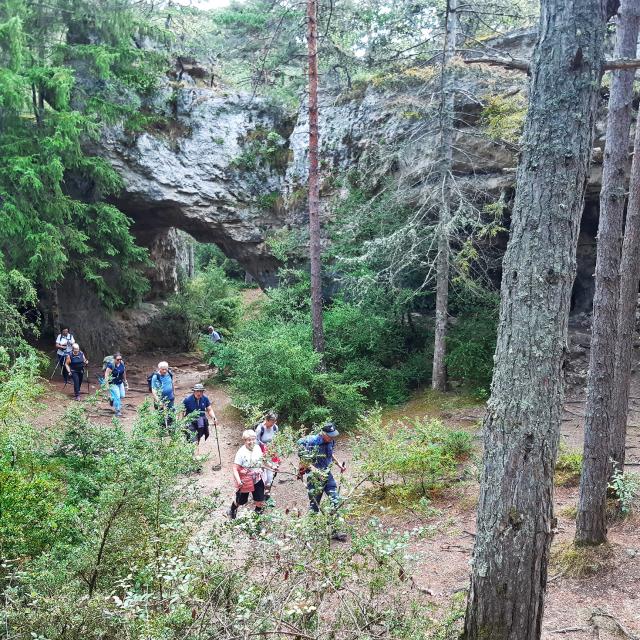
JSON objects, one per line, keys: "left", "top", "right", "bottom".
{"left": 207, "top": 326, "right": 222, "bottom": 343}
{"left": 228, "top": 430, "right": 275, "bottom": 519}
{"left": 103, "top": 352, "right": 128, "bottom": 418}
{"left": 65, "top": 343, "right": 88, "bottom": 400}
{"left": 255, "top": 412, "right": 279, "bottom": 496}
{"left": 181, "top": 383, "right": 216, "bottom": 447}
{"left": 298, "top": 422, "right": 347, "bottom": 541}
{"left": 151, "top": 361, "right": 175, "bottom": 426}
{"left": 55, "top": 327, "right": 75, "bottom": 383}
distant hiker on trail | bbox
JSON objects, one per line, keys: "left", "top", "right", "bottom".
{"left": 298, "top": 422, "right": 347, "bottom": 541}
{"left": 151, "top": 361, "right": 175, "bottom": 426}
{"left": 228, "top": 430, "right": 275, "bottom": 519}
{"left": 55, "top": 327, "right": 75, "bottom": 383}
{"left": 255, "top": 412, "right": 279, "bottom": 496}
{"left": 207, "top": 326, "right": 222, "bottom": 343}
{"left": 65, "top": 343, "right": 88, "bottom": 401}
{"left": 103, "top": 353, "right": 128, "bottom": 418}
{"left": 181, "top": 383, "right": 216, "bottom": 448}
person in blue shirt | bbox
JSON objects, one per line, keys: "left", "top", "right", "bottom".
{"left": 298, "top": 422, "right": 347, "bottom": 540}
{"left": 151, "top": 361, "right": 175, "bottom": 427}
{"left": 181, "top": 383, "right": 217, "bottom": 448}
{"left": 104, "top": 352, "right": 128, "bottom": 418}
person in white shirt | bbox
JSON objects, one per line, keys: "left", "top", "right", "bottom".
{"left": 255, "top": 412, "right": 279, "bottom": 495}
{"left": 55, "top": 327, "right": 75, "bottom": 383}
{"left": 228, "top": 430, "right": 274, "bottom": 519}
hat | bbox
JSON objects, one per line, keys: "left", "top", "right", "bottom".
{"left": 322, "top": 422, "right": 339, "bottom": 437}
{"left": 192, "top": 383, "right": 206, "bottom": 392}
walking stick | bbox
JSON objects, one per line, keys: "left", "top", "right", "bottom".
{"left": 86, "top": 367, "right": 90, "bottom": 395}
{"left": 50, "top": 357, "right": 61, "bottom": 380}
{"left": 211, "top": 420, "right": 222, "bottom": 471}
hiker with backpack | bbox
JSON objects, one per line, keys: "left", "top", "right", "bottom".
{"left": 103, "top": 352, "right": 128, "bottom": 418}
{"left": 298, "top": 422, "right": 347, "bottom": 541}
{"left": 55, "top": 327, "right": 75, "bottom": 383}
{"left": 255, "top": 412, "right": 279, "bottom": 496}
{"left": 65, "top": 343, "right": 88, "bottom": 401}
{"left": 228, "top": 429, "right": 276, "bottom": 519}
{"left": 181, "top": 383, "right": 216, "bottom": 448}
{"left": 150, "top": 361, "right": 175, "bottom": 427}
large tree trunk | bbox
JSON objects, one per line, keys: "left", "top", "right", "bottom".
{"left": 611, "top": 88, "right": 640, "bottom": 473}
{"left": 431, "top": 0, "right": 457, "bottom": 392}
{"left": 462, "top": 1, "right": 608, "bottom": 638}
{"left": 307, "top": 0, "right": 325, "bottom": 354}
{"left": 576, "top": 0, "right": 639, "bottom": 546}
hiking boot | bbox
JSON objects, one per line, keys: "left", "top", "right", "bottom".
{"left": 115, "top": 411, "right": 122, "bottom": 418}
{"left": 227, "top": 504, "right": 238, "bottom": 520}
{"left": 331, "top": 531, "right": 348, "bottom": 542}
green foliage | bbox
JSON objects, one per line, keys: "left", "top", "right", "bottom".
{"left": 354, "top": 410, "right": 473, "bottom": 499}
{"left": 232, "top": 127, "right": 289, "bottom": 171}
{"left": 608, "top": 469, "right": 640, "bottom": 516}
{"left": 193, "top": 241, "right": 245, "bottom": 280}
{"left": 0, "top": 0, "right": 164, "bottom": 308}
{"left": 445, "top": 296, "right": 498, "bottom": 390}
{"left": 145, "top": 263, "right": 242, "bottom": 350}
{"left": 555, "top": 446, "right": 583, "bottom": 487}
{"left": 480, "top": 93, "right": 528, "bottom": 143}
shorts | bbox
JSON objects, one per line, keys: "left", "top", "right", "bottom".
{"left": 235, "top": 479, "right": 265, "bottom": 505}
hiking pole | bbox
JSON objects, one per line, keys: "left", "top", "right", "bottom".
{"left": 50, "top": 358, "right": 61, "bottom": 380}
{"left": 211, "top": 420, "right": 222, "bottom": 471}
{"left": 86, "top": 367, "right": 90, "bottom": 396}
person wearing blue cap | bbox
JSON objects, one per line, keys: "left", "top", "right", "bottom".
{"left": 298, "top": 422, "right": 347, "bottom": 541}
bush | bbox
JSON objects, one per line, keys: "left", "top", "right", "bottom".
{"left": 446, "top": 301, "right": 498, "bottom": 389}
{"left": 555, "top": 446, "right": 583, "bottom": 487}
{"left": 354, "top": 410, "right": 473, "bottom": 498}
{"left": 145, "top": 264, "right": 241, "bottom": 350}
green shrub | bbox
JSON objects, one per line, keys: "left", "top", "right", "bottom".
{"left": 354, "top": 410, "right": 473, "bottom": 497}
{"left": 555, "top": 446, "right": 583, "bottom": 487}
{"left": 446, "top": 302, "right": 498, "bottom": 389}
{"left": 145, "top": 264, "right": 241, "bottom": 350}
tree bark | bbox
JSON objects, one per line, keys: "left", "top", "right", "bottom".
{"left": 576, "top": 0, "right": 640, "bottom": 546}
{"left": 307, "top": 0, "right": 325, "bottom": 354}
{"left": 611, "top": 70, "right": 640, "bottom": 473}
{"left": 431, "top": 0, "right": 457, "bottom": 392}
{"left": 463, "top": 1, "right": 608, "bottom": 638}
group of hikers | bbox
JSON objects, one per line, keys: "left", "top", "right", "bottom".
{"left": 53, "top": 326, "right": 347, "bottom": 539}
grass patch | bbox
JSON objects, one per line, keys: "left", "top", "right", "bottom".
{"left": 555, "top": 447, "right": 583, "bottom": 487}
{"left": 551, "top": 542, "right": 613, "bottom": 578}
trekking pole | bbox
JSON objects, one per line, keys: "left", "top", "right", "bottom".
{"left": 211, "top": 419, "right": 222, "bottom": 471}
{"left": 86, "top": 367, "right": 90, "bottom": 395}
{"left": 50, "top": 358, "right": 60, "bottom": 380}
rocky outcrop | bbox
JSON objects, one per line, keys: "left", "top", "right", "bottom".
{"left": 100, "top": 83, "right": 296, "bottom": 288}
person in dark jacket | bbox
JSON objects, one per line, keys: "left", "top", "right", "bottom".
{"left": 65, "top": 343, "right": 88, "bottom": 400}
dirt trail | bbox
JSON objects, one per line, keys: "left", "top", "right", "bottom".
{"left": 38, "top": 349, "right": 640, "bottom": 639}
{"left": 42, "top": 348, "right": 310, "bottom": 516}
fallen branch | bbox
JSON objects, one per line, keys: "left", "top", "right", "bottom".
{"left": 549, "top": 627, "right": 587, "bottom": 634}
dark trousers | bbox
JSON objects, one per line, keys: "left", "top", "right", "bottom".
{"left": 58, "top": 354, "right": 69, "bottom": 383}
{"left": 307, "top": 469, "right": 340, "bottom": 513}
{"left": 70, "top": 370, "right": 84, "bottom": 398}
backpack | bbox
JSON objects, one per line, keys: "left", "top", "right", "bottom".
{"left": 147, "top": 369, "right": 173, "bottom": 392}
{"left": 102, "top": 355, "right": 115, "bottom": 371}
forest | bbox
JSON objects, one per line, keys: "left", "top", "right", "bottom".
{"left": 2, "top": 0, "right": 640, "bottom": 638}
